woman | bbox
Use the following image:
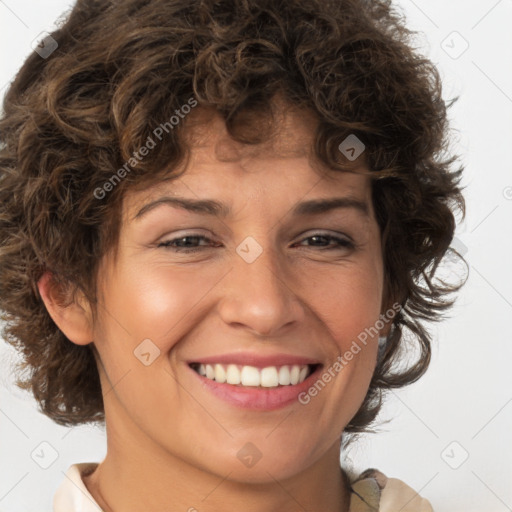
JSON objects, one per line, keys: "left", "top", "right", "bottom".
{"left": 0, "top": 0, "right": 465, "bottom": 510}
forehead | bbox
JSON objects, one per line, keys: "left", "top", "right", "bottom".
{"left": 123, "top": 105, "right": 372, "bottom": 218}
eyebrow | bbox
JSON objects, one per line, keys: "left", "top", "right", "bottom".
{"left": 133, "top": 195, "right": 369, "bottom": 220}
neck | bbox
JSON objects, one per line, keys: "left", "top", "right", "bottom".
{"left": 84, "top": 422, "right": 352, "bottom": 512}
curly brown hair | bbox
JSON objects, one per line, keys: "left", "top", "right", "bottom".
{"left": 0, "top": 0, "right": 465, "bottom": 431}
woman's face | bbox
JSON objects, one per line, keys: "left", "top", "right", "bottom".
{"left": 91, "top": 109, "right": 386, "bottom": 483}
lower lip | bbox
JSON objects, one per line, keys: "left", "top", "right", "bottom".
{"left": 189, "top": 365, "right": 322, "bottom": 410}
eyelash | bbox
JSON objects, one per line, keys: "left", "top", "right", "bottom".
{"left": 157, "top": 233, "right": 355, "bottom": 253}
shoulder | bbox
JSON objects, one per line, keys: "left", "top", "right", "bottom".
{"left": 349, "top": 468, "right": 434, "bottom": 512}
{"left": 53, "top": 463, "right": 101, "bottom": 512}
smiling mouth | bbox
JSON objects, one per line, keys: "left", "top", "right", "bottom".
{"left": 189, "top": 363, "right": 319, "bottom": 388}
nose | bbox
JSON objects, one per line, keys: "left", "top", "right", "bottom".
{"left": 216, "top": 244, "right": 306, "bottom": 337}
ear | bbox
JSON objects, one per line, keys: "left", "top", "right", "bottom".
{"left": 37, "top": 271, "right": 94, "bottom": 346}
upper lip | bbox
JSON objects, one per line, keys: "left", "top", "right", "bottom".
{"left": 187, "top": 352, "right": 322, "bottom": 368}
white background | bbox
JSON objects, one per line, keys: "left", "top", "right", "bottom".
{"left": 0, "top": 1, "right": 511, "bottom": 510}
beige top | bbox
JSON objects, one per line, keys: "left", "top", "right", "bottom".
{"left": 53, "top": 463, "right": 433, "bottom": 511}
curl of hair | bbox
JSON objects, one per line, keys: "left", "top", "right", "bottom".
{"left": 0, "top": 0, "right": 465, "bottom": 429}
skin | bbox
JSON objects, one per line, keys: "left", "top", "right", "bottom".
{"left": 39, "top": 106, "right": 390, "bottom": 512}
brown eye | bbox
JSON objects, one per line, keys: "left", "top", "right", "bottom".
{"left": 295, "top": 233, "right": 354, "bottom": 250}
{"left": 158, "top": 235, "right": 220, "bottom": 252}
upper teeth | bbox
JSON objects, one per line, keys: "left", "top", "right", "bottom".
{"left": 195, "top": 363, "right": 310, "bottom": 387}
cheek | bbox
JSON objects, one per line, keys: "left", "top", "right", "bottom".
{"left": 302, "top": 255, "right": 384, "bottom": 402}
{"left": 98, "top": 262, "right": 227, "bottom": 351}
{"left": 89, "top": 262, "right": 220, "bottom": 409}
{"left": 314, "top": 273, "right": 382, "bottom": 377}
{"left": 295, "top": 269, "right": 383, "bottom": 434}
{"left": 310, "top": 260, "right": 384, "bottom": 342}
